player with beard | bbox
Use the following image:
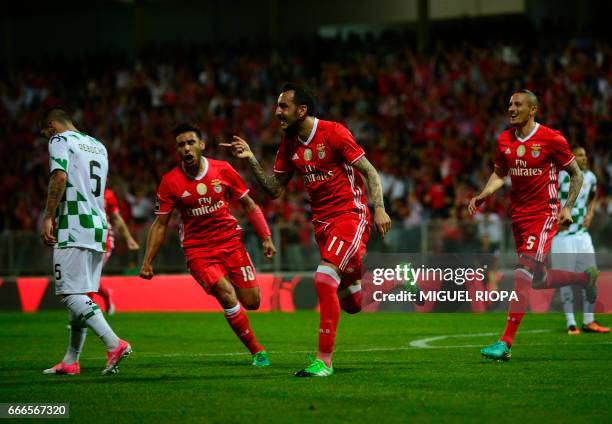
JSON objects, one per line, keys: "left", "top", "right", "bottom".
{"left": 140, "top": 123, "right": 276, "bottom": 366}
{"left": 222, "top": 83, "right": 391, "bottom": 377}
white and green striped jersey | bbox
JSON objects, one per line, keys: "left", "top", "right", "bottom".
{"left": 48, "top": 130, "right": 108, "bottom": 251}
{"left": 557, "top": 169, "right": 596, "bottom": 236}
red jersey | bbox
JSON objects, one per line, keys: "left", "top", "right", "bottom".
{"left": 155, "top": 157, "right": 249, "bottom": 257}
{"left": 494, "top": 123, "right": 574, "bottom": 219}
{"left": 273, "top": 118, "right": 370, "bottom": 222}
{"left": 104, "top": 188, "right": 120, "bottom": 249}
{"left": 104, "top": 188, "right": 120, "bottom": 218}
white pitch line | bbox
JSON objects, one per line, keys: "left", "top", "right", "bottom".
{"left": 77, "top": 329, "right": 612, "bottom": 360}
{"left": 409, "top": 329, "right": 551, "bottom": 349}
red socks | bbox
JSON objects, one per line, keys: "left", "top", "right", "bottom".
{"left": 501, "top": 269, "right": 531, "bottom": 347}
{"left": 338, "top": 277, "right": 362, "bottom": 314}
{"left": 224, "top": 304, "right": 263, "bottom": 355}
{"left": 544, "top": 269, "right": 588, "bottom": 289}
{"left": 315, "top": 267, "right": 341, "bottom": 366}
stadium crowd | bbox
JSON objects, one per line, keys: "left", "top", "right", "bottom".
{"left": 2, "top": 34, "right": 611, "bottom": 249}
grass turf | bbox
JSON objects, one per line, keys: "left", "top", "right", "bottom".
{"left": 0, "top": 311, "right": 610, "bottom": 423}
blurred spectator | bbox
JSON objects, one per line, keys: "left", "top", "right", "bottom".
{"left": 1, "top": 33, "right": 610, "bottom": 241}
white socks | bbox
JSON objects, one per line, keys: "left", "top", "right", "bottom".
{"left": 62, "top": 310, "right": 87, "bottom": 365}
{"left": 560, "top": 286, "right": 577, "bottom": 327}
{"left": 61, "top": 295, "right": 119, "bottom": 352}
{"left": 560, "top": 286, "right": 596, "bottom": 327}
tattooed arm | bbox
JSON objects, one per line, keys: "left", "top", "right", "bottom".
{"left": 559, "top": 159, "right": 583, "bottom": 226}
{"left": 41, "top": 170, "right": 67, "bottom": 246}
{"left": 352, "top": 157, "right": 392, "bottom": 238}
{"left": 220, "top": 136, "right": 293, "bottom": 199}
{"left": 245, "top": 155, "right": 293, "bottom": 199}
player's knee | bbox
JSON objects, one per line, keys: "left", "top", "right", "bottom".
{"left": 242, "top": 294, "right": 261, "bottom": 310}
{"left": 517, "top": 255, "right": 546, "bottom": 288}
{"left": 212, "top": 279, "right": 238, "bottom": 308}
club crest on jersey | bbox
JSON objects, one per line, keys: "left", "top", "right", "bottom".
{"left": 317, "top": 143, "right": 326, "bottom": 159}
{"left": 211, "top": 179, "right": 222, "bottom": 193}
{"left": 196, "top": 183, "right": 207, "bottom": 195}
{"left": 516, "top": 145, "right": 526, "bottom": 157}
{"left": 531, "top": 144, "right": 541, "bottom": 158}
{"left": 304, "top": 148, "right": 313, "bottom": 161}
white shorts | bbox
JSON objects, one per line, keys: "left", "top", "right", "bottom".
{"left": 550, "top": 232, "right": 596, "bottom": 272}
{"left": 53, "top": 247, "right": 103, "bottom": 295}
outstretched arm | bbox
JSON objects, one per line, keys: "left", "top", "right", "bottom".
{"left": 41, "top": 170, "right": 67, "bottom": 246}
{"left": 559, "top": 159, "right": 583, "bottom": 226}
{"left": 220, "top": 136, "right": 293, "bottom": 199}
{"left": 139, "top": 213, "right": 171, "bottom": 279}
{"left": 352, "top": 157, "right": 392, "bottom": 239}
{"left": 468, "top": 168, "right": 507, "bottom": 215}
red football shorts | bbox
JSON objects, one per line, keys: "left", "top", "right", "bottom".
{"left": 187, "top": 240, "right": 258, "bottom": 294}
{"left": 512, "top": 215, "right": 558, "bottom": 262}
{"left": 314, "top": 214, "right": 371, "bottom": 277}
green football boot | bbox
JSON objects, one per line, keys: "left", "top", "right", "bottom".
{"left": 294, "top": 359, "right": 333, "bottom": 377}
{"left": 480, "top": 340, "right": 511, "bottom": 361}
{"left": 584, "top": 267, "right": 599, "bottom": 304}
{"left": 252, "top": 351, "right": 270, "bottom": 367}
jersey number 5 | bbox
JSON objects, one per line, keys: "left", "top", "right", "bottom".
{"left": 526, "top": 235, "right": 537, "bottom": 250}
{"left": 90, "top": 161, "right": 102, "bottom": 197}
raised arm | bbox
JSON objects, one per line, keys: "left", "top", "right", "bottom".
{"left": 41, "top": 170, "right": 67, "bottom": 246}
{"left": 352, "top": 157, "right": 392, "bottom": 239}
{"left": 468, "top": 168, "right": 507, "bottom": 215}
{"left": 220, "top": 136, "right": 293, "bottom": 199}
{"left": 559, "top": 159, "right": 583, "bottom": 226}
{"left": 139, "top": 213, "right": 171, "bottom": 279}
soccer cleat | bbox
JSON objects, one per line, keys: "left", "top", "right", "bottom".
{"left": 294, "top": 359, "right": 333, "bottom": 377}
{"left": 582, "top": 321, "right": 610, "bottom": 334}
{"left": 252, "top": 351, "right": 270, "bottom": 367}
{"left": 480, "top": 341, "right": 511, "bottom": 361}
{"left": 567, "top": 325, "right": 580, "bottom": 335}
{"left": 102, "top": 339, "right": 132, "bottom": 375}
{"left": 43, "top": 361, "right": 80, "bottom": 375}
{"left": 584, "top": 267, "right": 599, "bottom": 304}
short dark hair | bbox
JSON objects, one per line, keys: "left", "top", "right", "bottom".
{"left": 172, "top": 122, "right": 202, "bottom": 139}
{"left": 40, "top": 106, "right": 72, "bottom": 129}
{"left": 281, "top": 83, "right": 316, "bottom": 116}
{"left": 516, "top": 89, "right": 539, "bottom": 108}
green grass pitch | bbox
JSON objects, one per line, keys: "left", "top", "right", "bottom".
{"left": 0, "top": 311, "right": 610, "bottom": 423}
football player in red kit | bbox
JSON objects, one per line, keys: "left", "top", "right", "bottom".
{"left": 469, "top": 90, "right": 599, "bottom": 361}
{"left": 140, "top": 123, "right": 276, "bottom": 367}
{"left": 222, "top": 83, "right": 391, "bottom": 377}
